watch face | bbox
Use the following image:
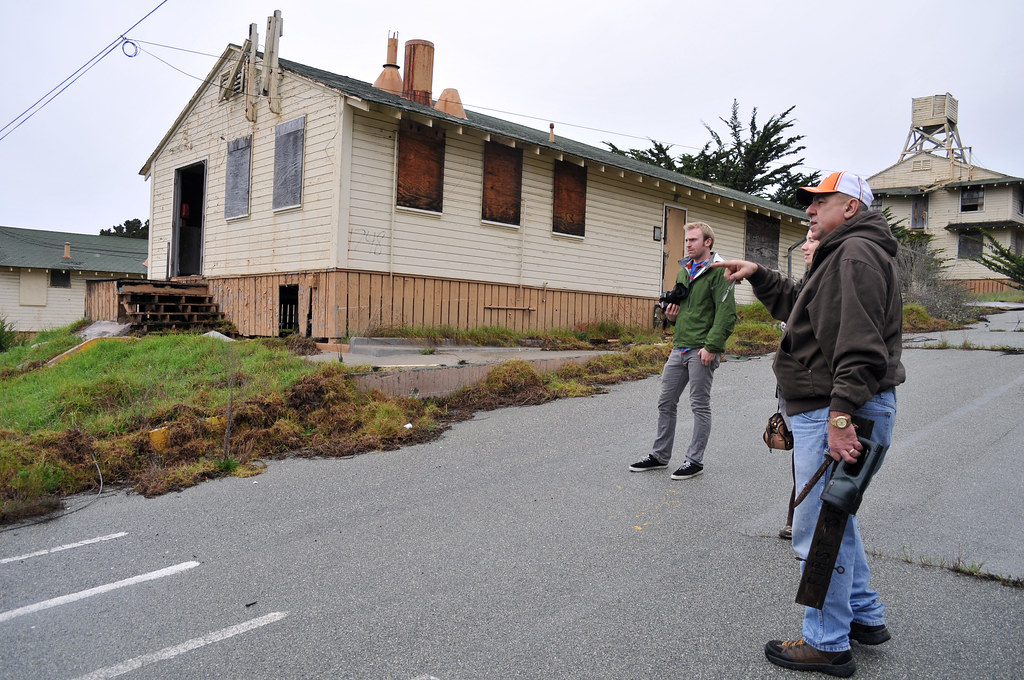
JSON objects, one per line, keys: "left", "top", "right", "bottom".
{"left": 831, "top": 416, "right": 850, "bottom": 428}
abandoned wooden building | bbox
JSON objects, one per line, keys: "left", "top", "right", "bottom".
{"left": 115, "top": 12, "right": 809, "bottom": 341}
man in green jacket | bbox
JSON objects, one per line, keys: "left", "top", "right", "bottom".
{"left": 630, "top": 222, "right": 737, "bottom": 479}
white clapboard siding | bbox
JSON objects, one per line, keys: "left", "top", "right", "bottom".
{"left": 149, "top": 65, "right": 340, "bottom": 278}
{"left": 344, "top": 110, "right": 798, "bottom": 299}
{"left": 0, "top": 270, "right": 88, "bottom": 331}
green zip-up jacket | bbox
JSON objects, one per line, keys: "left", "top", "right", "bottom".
{"left": 671, "top": 252, "right": 737, "bottom": 355}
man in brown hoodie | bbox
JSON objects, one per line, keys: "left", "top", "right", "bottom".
{"left": 715, "top": 172, "right": 905, "bottom": 677}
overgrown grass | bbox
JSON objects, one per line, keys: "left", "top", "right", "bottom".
{"left": 2, "top": 296, "right": 994, "bottom": 524}
{"left": 974, "top": 290, "right": 1024, "bottom": 304}
{"left": 0, "top": 323, "right": 674, "bottom": 524}
{"left": 361, "top": 321, "right": 664, "bottom": 348}
{"left": 0, "top": 319, "right": 92, "bottom": 375}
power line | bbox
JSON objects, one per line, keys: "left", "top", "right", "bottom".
{"left": 0, "top": 0, "right": 170, "bottom": 144}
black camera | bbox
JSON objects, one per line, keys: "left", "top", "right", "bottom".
{"left": 658, "top": 282, "right": 689, "bottom": 309}
{"left": 655, "top": 282, "right": 689, "bottom": 329}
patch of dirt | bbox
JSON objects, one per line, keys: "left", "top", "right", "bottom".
{"left": 286, "top": 334, "right": 322, "bottom": 356}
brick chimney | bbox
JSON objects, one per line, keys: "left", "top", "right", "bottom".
{"left": 64, "top": 242, "right": 71, "bottom": 259}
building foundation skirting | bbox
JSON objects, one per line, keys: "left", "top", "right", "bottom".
{"left": 961, "top": 278, "right": 1014, "bottom": 295}
{"left": 200, "top": 269, "right": 655, "bottom": 339}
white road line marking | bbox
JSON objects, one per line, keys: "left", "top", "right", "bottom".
{"left": 68, "top": 612, "right": 289, "bottom": 680}
{"left": 0, "top": 561, "right": 199, "bottom": 623}
{"left": 0, "top": 532, "right": 129, "bottom": 565}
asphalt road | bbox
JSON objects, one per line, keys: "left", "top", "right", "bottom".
{"left": 1, "top": 345, "right": 1023, "bottom": 679}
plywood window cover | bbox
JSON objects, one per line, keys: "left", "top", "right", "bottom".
{"left": 273, "top": 116, "right": 305, "bottom": 211}
{"left": 397, "top": 120, "right": 445, "bottom": 213}
{"left": 744, "top": 212, "right": 780, "bottom": 269}
{"left": 482, "top": 141, "right": 523, "bottom": 226}
{"left": 225, "top": 135, "right": 252, "bottom": 219}
{"left": 552, "top": 161, "right": 587, "bottom": 238}
{"left": 957, "top": 230, "right": 983, "bottom": 259}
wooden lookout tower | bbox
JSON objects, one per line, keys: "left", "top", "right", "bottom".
{"left": 899, "top": 93, "right": 971, "bottom": 165}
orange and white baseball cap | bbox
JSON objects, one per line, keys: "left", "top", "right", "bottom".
{"left": 797, "top": 171, "right": 874, "bottom": 207}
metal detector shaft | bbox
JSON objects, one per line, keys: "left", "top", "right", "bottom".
{"left": 794, "top": 456, "right": 834, "bottom": 508}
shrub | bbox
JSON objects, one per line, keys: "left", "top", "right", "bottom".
{"left": 0, "top": 316, "right": 20, "bottom": 353}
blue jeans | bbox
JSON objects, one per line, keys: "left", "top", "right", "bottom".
{"left": 651, "top": 348, "right": 719, "bottom": 465}
{"left": 790, "top": 389, "right": 897, "bottom": 651}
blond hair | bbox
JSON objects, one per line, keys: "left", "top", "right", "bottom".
{"left": 685, "top": 222, "right": 715, "bottom": 248}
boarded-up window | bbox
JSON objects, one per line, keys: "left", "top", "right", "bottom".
{"left": 957, "top": 230, "right": 983, "bottom": 259}
{"left": 397, "top": 120, "right": 445, "bottom": 212}
{"left": 961, "top": 186, "right": 984, "bottom": 213}
{"left": 482, "top": 142, "right": 523, "bottom": 225}
{"left": 19, "top": 270, "right": 47, "bottom": 306}
{"left": 552, "top": 161, "right": 587, "bottom": 237}
{"left": 225, "top": 135, "right": 252, "bottom": 219}
{"left": 273, "top": 116, "right": 305, "bottom": 210}
{"left": 744, "top": 212, "right": 780, "bottom": 269}
{"left": 49, "top": 270, "right": 71, "bottom": 288}
{"left": 911, "top": 195, "right": 928, "bottom": 229}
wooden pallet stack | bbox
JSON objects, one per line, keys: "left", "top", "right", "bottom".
{"left": 117, "top": 280, "right": 225, "bottom": 333}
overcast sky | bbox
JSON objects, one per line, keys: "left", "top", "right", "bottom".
{"left": 3, "top": 0, "right": 1022, "bottom": 235}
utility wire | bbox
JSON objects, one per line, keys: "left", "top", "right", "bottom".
{"left": 0, "top": 0, "right": 170, "bottom": 143}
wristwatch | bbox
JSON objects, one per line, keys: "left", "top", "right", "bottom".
{"left": 828, "top": 414, "right": 852, "bottom": 429}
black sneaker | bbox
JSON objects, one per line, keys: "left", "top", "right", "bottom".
{"left": 670, "top": 461, "right": 703, "bottom": 479}
{"left": 850, "top": 621, "right": 891, "bottom": 645}
{"left": 765, "top": 638, "right": 855, "bottom": 677}
{"left": 629, "top": 455, "right": 668, "bottom": 472}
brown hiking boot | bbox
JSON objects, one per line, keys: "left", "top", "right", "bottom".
{"left": 764, "top": 638, "right": 856, "bottom": 677}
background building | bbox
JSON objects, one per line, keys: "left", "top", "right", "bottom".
{"left": 869, "top": 94, "right": 1024, "bottom": 293}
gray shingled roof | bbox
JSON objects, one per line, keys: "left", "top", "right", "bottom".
{"left": 0, "top": 226, "right": 148, "bottom": 274}
{"left": 280, "top": 57, "right": 807, "bottom": 221}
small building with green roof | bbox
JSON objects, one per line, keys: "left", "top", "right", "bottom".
{"left": 0, "top": 226, "right": 148, "bottom": 331}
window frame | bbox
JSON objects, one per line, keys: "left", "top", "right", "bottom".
{"left": 272, "top": 116, "right": 305, "bottom": 211}
{"left": 956, "top": 229, "right": 983, "bottom": 260}
{"left": 49, "top": 269, "right": 71, "bottom": 288}
{"left": 396, "top": 120, "right": 446, "bottom": 213}
{"left": 911, "top": 194, "right": 928, "bottom": 229}
{"left": 744, "top": 212, "right": 781, "bottom": 270}
{"left": 552, "top": 160, "right": 587, "bottom": 238}
{"left": 960, "top": 186, "right": 984, "bottom": 213}
{"left": 225, "top": 135, "right": 252, "bottom": 219}
{"left": 481, "top": 141, "right": 523, "bottom": 226}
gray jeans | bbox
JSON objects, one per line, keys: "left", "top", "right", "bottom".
{"left": 651, "top": 348, "right": 719, "bottom": 465}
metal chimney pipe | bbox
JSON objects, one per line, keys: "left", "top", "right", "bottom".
{"left": 402, "top": 39, "right": 434, "bottom": 106}
{"left": 372, "top": 32, "right": 403, "bottom": 96}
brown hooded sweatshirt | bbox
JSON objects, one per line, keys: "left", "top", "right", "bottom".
{"left": 748, "top": 209, "right": 906, "bottom": 416}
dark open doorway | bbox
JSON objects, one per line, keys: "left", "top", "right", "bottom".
{"left": 279, "top": 285, "right": 299, "bottom": 336}
{"left": 173, "top": 162, "right": 206, "bottom": 277}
